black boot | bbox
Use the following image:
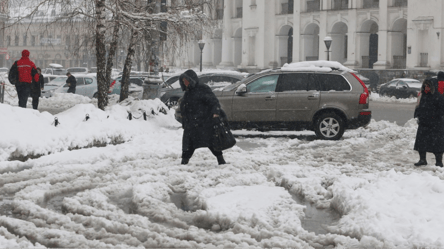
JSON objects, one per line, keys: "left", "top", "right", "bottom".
{"left": 181, "top": 158, "right": 189, "bottom": 165}
{"left": 414, "top": 151, "right": 427, "bottom": 166}
{"left": 435, "top": 153, "right": 443, "bottom": 167}
{"left": 216, "top": 155, "right": 226, "bottom": 165}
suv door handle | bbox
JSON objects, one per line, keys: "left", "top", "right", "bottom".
{"left": 308, "top": 94, "right": 319, "bottom": 100}
{"left": 265, "top": 95, "right": 276, "bottom": 101}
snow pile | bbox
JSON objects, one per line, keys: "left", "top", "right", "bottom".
{"left": 370, "top": 93, "right": 418, "bottom": 103}
{"left": 281, "top": 60, "right": 354, "bottom": 73}
{"left": 1, "top": 95, "right": 444, "bottom": 247}
{"left": 0, "top": 97, "right": 178, "bottom": 160}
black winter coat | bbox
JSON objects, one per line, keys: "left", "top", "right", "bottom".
{"left": 414, "top": 80, "right": 444, "bottom": 153}
{"left": 31, "top": 74, "right": 44, "bottom": 98}
{"left": 66, "top": 75, "right": 77, "bottom": 93}
{"left": 179, "top": 70, "right": 221, "bottom": 151}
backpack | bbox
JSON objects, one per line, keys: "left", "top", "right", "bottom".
{"left": 8, "top": 61, "right": 18, "bottom": 85}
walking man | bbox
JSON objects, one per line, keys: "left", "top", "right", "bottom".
{"left": 66, "top": 72, "right": 77, "bottom": 94}
{"left": 8, "top": 49, "right": 39, "bottom": 108}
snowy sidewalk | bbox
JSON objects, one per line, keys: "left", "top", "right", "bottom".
{"left": 1, "top": 95, "right": 444, "bottom": 248}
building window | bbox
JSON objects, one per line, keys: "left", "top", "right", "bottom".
{"left": 7, "top": 36, "right": 10, "bottom": 46}
{"left": 306, "top": 0, "right": 320, "bottom": 12}
{"left": 14, "top": 35, "right": 19, "bottom": 46}
{"left": 31, "top": 36, "right": 35, "bottom": 46}
{"left": 23, "top": 35, "right": 27, "bottom": 46}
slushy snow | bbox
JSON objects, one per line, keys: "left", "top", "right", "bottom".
{"left": 0, "top": 91, "right": 443, "bottom": 248}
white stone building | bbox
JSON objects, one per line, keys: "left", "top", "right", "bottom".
{"left": 180, "top": 0, "right": 444, "bottom": 72}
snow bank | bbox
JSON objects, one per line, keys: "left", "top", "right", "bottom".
{"left": 370, "top": 93, "right": 418, "bottom": 103}
{"left": 0, "top": 96, "right": 178, "bottom": 161}
{"left": 1, "top": 92, "right": 444, "bottom": 248}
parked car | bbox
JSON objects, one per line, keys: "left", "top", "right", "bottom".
{"left": 43, "top": 63, "right": 67, "bottom": 75}
{"left": 160, "top": 71, "right": 248, "bottom": 108}
{"left": 42, "top": 74, "right": 59, "bottom": 85}
{"left": 0, "top": 67, "right": 8, "bottom": 75}
{"left": 105, "top": 76, "right": 145, "bottom": 98}
{"left": 356, "top": 74, "right": 370, "bottom": 89}
{"left": 67, "top": 67, "right": 89, "bottom": 75}
{"left": 175, "top": 63, "right": 371, "bottom": 140}
{"left": 41, "top": 74, "right": 97, "bottom": 98}
{"left": 378, "top": 78, "right": 422, "bottom": 99}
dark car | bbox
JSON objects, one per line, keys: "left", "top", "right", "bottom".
{"left": 160, "top": 71, "right": 247, "bottom": 108}
{"left": 379, "top": 78, "right": 422, "bottom": 99}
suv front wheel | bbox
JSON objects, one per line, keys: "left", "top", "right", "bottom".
{"left": 314, "top": 112, "right": 345, "bottom": 140}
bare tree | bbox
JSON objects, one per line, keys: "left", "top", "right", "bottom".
{"left": 5, "top": 0, "right": 220, "bottom": 109}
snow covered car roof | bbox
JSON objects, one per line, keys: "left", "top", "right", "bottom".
{"left": 281, "top": 60, "right": 354, "bottom": 73}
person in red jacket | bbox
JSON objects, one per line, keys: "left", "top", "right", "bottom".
{"left": 9, "top": 50, "right": 39, "bottom": 108}
{"left": 437, "top": 71, "right": 444, "bottom": 95}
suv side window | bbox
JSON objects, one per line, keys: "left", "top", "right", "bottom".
{"left": 317, "top": 74, "right": 351, "bottom": 91}
{"left": 277, "top": 73, "right": 309, "bottom": 92}
{"left": 247, "top": 75, "right": 279, "bottom": 93}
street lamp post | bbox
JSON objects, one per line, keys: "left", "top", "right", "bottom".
{"left": 323, "top": 36, "right": 332, "bottom": 61}
{"left": 198, "top": 40, "right": 205, "bottom": 72}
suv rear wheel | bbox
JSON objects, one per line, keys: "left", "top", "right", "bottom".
{"left": 314, "top": 112, "right": 345, "bottom": 140}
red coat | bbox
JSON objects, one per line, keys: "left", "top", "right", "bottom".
{"left": 17, "top": 50, "right": 39, "bottom": 84}
{"left": 438, "top": 80, "right": 444, "bottom": 95}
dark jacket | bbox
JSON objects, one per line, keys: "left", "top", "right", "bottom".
{"left": 16, "top": 50, "right": 38, "bottom": 84}
{"left": 179, "top": 70, "right": 221, "bottom": 151}
{"left": 66, "top": 75, "right": 77, "bottom": 93}
{"left": 31, "top": 74, "right": 44, "bottom": 97}
{"left": 414, "top": 79, "right": 444, "bottom": 153}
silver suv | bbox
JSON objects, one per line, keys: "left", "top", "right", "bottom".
{"left": 212, "top": 67, "right": 371, "bottom": 140}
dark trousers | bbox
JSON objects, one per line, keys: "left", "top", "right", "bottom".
{"left": 418, "top": 151, "right": 443, "bottom": 162}
{"left": 31, "top": 96, "right": 39, "bottom": 110}
{"left": 182, "top": 147, "right": 222, "bottom": 159}
{"left": 15, "top": 82, "right": 31, "bottom": 108}
{"left": 68, "top": 88, "right": 76, "bottom": 94}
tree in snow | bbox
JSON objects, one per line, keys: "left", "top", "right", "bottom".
{"left": 5, "top": 0, "right": 221, "bottom": 109}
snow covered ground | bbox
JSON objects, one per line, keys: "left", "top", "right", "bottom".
{"left": 1, "top": 90, "right": 444, "bottom": 248}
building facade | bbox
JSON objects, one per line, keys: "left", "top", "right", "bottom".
{"left": 187, "top": 0, "right": 444, "bottom": 72}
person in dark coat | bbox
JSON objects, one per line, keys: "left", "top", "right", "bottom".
{"left": 413, "top": 78, "right": 444, "bottom": 167}
{"left": 179, "top": 69, "right": 226, "bottom": 165}
{"left": 30, "top": 67, "right": 44, "bottom": 110}
{"left": 66, "top": 72, "right": 77, "bottom": 94}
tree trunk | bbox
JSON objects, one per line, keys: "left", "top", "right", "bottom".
{"left": 104, "top": 18, "right": 120, "bottom": 104}
{"left": 95, "top": 0, "right": 107, "bottom": 110}
{"left": 119, "top": 27, "right": 138, "bottom": 102}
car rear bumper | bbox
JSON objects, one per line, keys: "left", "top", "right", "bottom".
{"left": 347, "top": 110, "right": 371, "bottom": 129}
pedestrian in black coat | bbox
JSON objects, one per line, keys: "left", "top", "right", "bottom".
{"left": 30, "top": 67, "right": 44, "bottom": 110}
{"left": 179, "top": 69, "right": 226, "bottom": 165}
{"left": 413, "top": 78, "right": 444, "bottom": 167}
{"left": 66, "top": 72, "right": 77, "bottom": 94}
